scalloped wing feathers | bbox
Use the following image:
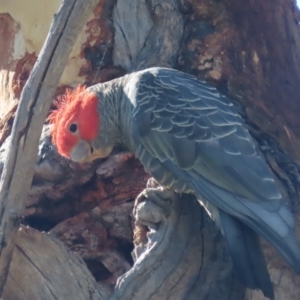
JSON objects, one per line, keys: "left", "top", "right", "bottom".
{"left": 131, "top": 69, "right": 281, "bottom": 204}
{"left": 127, "top": 68, "right": 300, "bottom": 296}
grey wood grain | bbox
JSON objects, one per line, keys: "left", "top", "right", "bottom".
{"left": 3, "top": 226, "right": 108, "bottom": 300}
{"left": 0, "top": 0, "right": 99, "bottom": 294}
{"left": 110, "top": 180, "right": 244, "bottom": 300}
{"left": 113, "top": 0, "right": 183, "bottom": 71}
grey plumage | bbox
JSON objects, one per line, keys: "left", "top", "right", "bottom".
{"left": 90, "top": 67, "right": 300, "bottom": 299}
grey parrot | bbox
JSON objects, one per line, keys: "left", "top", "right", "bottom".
{"left": 50, "top": 67, "right": 300, "bottom": 299}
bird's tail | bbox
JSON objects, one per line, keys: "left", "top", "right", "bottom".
{"left": 194, "top": 177, "right": 300, "bottom": 299}
{"left": 239, "top": 199, "right": 300, "bottom": 275}
{"left": 218, "top": 210, "right": 274, "bottom": 299}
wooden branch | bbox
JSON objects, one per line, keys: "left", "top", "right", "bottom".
{"left": 0, "top": 0, "right": 99, "bottom": 294}
{"left": 111, "top": 179, "right": 245, "bottom": 300}
{"left": 0, "top": 171, "right": 246, "bottom": 300}
{"left": 3, "top": 226, "right": 107, "bottom": 300}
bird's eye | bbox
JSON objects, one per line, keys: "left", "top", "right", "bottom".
{"left": 69, "top": 123, "right": 78, "bottom": 133}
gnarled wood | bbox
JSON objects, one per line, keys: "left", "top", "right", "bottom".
{"left": 0, "top": 0, "right": 99, "bottom": 294}
{"left": 111, "top": 181, "right": 245, "bottom": 300}
{"left": 2, "top": 181, "right": 245, "bottom": 300}
{"left": 3, "top": 226, "right": 107, "bottom": 300}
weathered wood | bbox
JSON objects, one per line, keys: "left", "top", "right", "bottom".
{"left": 3, "top": 226, "right": 107, "bottom": 300}
{"left": 1, "top": 182, "right": 244, "bottom": 300}
{"left": 0, "top": 0, "right": 99, "bottom": 294}
{"left": 113, "top": 0, "right": 184, "bottom": 71}
{"left": 111, "top": 180, "right": 245, "bottom": 300}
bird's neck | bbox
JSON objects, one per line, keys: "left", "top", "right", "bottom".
{"left": 89, "top": 75, "right": 135, "bottom": 152}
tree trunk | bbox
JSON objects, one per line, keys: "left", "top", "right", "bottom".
{"left": 0, "top": 0, "right": 300, "bottom": 299}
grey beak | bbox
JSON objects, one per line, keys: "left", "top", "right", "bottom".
{"left": 70, "top": 140, "right": 91, "bottom": 162}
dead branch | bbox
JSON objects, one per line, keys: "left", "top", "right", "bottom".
{"left": 111, "top": 180, "right": 245, "bottom": 300}
{"left": 3, "top": 226, "right": 108, "bottom": 300}
{"left": 0, "top": 0, "right": 99, "bottom": 294}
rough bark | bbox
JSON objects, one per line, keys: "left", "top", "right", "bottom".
{"left": 0, "top": 0, "right": 300, "bottom": 300}
{"left": 0, "top": 0, "right": 99, "bottom": 294}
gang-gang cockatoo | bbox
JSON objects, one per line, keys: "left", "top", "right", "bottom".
{"left": 49, "top": 67, "right": 300, "bottom": 299}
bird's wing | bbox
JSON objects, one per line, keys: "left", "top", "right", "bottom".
{"left": 129, "top": 68, "right": 300, "bottom": 278}
{"left": 131, "top": 68, "right": 280, "bottom": 205}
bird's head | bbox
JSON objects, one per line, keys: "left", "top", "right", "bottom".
{"left": 49, "top": 85, "right": 114, "bottom": 162}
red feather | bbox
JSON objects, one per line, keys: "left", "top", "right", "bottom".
{"left": 48, "top": 85, "right": 100, "bottom": 158}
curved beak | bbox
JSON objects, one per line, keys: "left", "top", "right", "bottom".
{"left": 70, "top": 140, "right": 92, "bottom": 162}
{"left": 70, "top": 140, "right": 114, "bottom": 163}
